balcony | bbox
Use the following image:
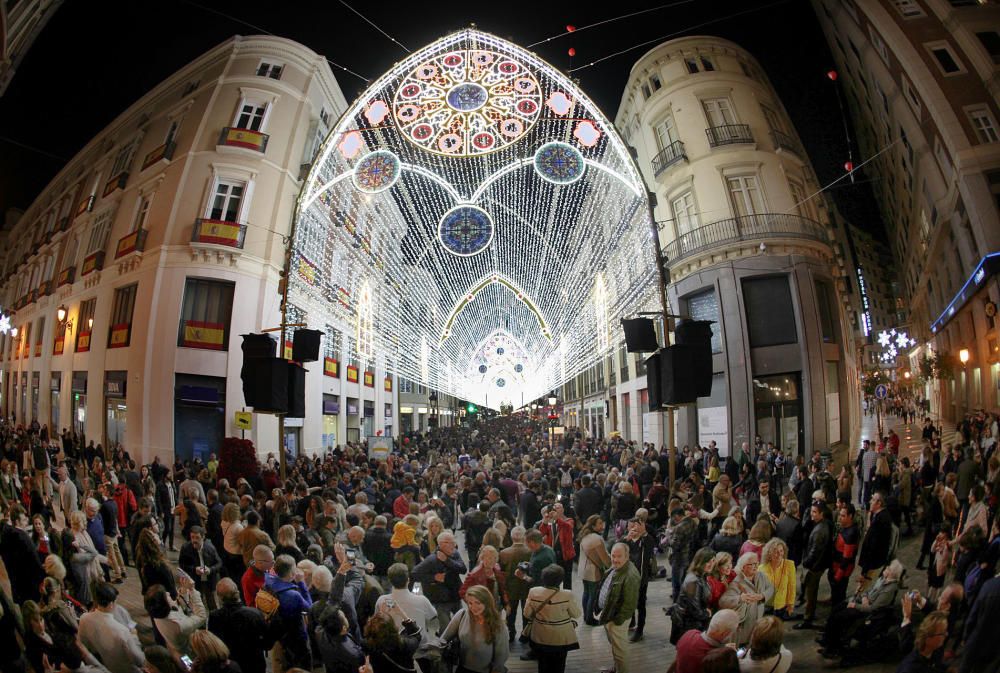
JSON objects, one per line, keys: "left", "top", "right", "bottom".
{"left": 705, "top": 123, "right": 754, "bottom": 147}
{"left": 115, "top": 228, "right": 148, "bottom": 259}
{"left": 102, "top": 172, "right": 128, "bottom": 197}
{"left": 663, "top": 212, "right": 829, "bottom": 265}
{"left": 141, "top": 141, "right": 176, "bottom": 171}
{"left": 81, "top": 250, "right": 105, "bottom": 277}
{"left": 771, "top": 130, "right": 803, "bottom": 158}
{"left": 37, "top": 280, "right": 53, "bottom": 298}
{"left": 57, "top": 266, "right": 76, "bottom": 288}
{"left": 651, "top": 140, "right": 688, "bottom": 176}
{"left": 217, "top": 127, "right": 269, "bottom": 153}
{"left": 192, "top": 219, "right": 247, "bottom": 248}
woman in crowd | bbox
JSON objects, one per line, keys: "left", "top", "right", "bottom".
{"left": 719, "top": 552, "right": 774, "bottom": 646}
{"left": 872, "top": 455, "right": 892, "bottom": 496}
{"left": 220, "top": 502, "right": 246, "bottom": 583}
{"left": 460, "top": 545, "right": 508, "bottom": 613}
{"left": 440, "top": 584, "right": 509, "bottom": 673}
{"left": 836, "top": 466, "right": 853, "bottom": 500}
{"left": 136, "top": 527, "right": 177, "bottom": 598}
{"left": 523, "top": 564, "right": 580, "bottom": 673}
{"left": 739, "top": 520, "right": 772, "bottom": 561}
{"left": 711, "top": 516, "right": 744, "bottom": 560}
{"left": 317, "top": 607, "right": 366, "bottom": 673}
{"left": 275, "top": 523, "right": 305, "bottom": 563}
{"left": 577, "top": 514, "right": 610, "bottom": 625}
{"left": 670, "top": 547, "right": 715, "bottom": 644}
{"left": 739, "top": 616, "right": 792, "bottom": 673}
{"left": 706, "top": 552, "right": 735, "bottom": 611}
{"left": 65, "top": 510, "right": 106, "bottom": 606}
{"left": 190, "top": 630, "right": 241, "bottom": 673}
{"left": 144, "top": 575, "right": 207, "bottom": 659}
{"left": 31, "top": 513, "right": 57, "bottom": 561}
{"left": 759, "top": 538, "right": 796, "bottom": 620}
{"left": 611, "top": 480, "right": 638, "bottom": 537}
{"left": 363, "top": 602, "right": 422, "bottom": 673}
{"left": 420, "top": 516, "right": 444, "bottom": 557}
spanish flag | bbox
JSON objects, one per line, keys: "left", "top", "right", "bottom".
{"left": 81, "top": 252, "right": 102, "bottom": 276}
{"left": 384, "top": 377, "right": 392, "bottom": 392}
{"left": 298, "top": 257, "right": 318, "bottom": 285}
{"left": 284, "top": 340, "right": 294, "bottom": 360}
{"left": 109, "top": 323, "right": 130, "bottom": 348}
{"left": 363, "top": 371, "right": 374, "bottom": 387}
{"left": 115, "top": 230, "right": 141, "bottom": 259}
{"left": 324, "top": 357, "right": 339, "bottom": 378}
{"left": 182, "top": 320, "right": 225, "bottom": 350}
{"left": 53, "top": 335, "right": 65, "bottom": 355}
{"left": 222, "top": 128, "right": 268, "bottom": 151}
{"left": 347, "top": 365, "right": 359, "bottom": 383}
{"left": 76, "top": 331, "right": 92, "bottom": 353}
{"left": 34, "top": 343, "right": 41, "bottom": 357}
{"left": 198, "top": 220, "right": 242, "bottom": 246}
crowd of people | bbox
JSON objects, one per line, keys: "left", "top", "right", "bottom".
{"left": 0, "top": 407, "right": 997, "bottom": 673}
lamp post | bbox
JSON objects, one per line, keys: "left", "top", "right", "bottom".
{"left": 547, "top": 391, "right": 557, "bottom": 452}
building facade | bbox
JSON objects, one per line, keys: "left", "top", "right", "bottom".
{"left": 0, "top": 0, "right": 62, "bottom": 96}
{"left": 812, "top": 0, "right": 1000, "bottom": 418}
{"left": 0, "top": 35, "right": 418, "bottom": 463}
{"left": 561, "top": 35, "right": 861, "bottom": 459}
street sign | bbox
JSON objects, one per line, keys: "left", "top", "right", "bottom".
{"left": 234, "top": 411, "right": 252, "bottom": 430}
{"left": 874, "top": 384, "right": 888, "bottom": 400}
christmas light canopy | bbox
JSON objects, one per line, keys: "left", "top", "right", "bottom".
{"left": 292, "top": 29, "right": 658, "bottom": 408}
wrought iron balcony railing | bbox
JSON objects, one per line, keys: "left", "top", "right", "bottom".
{"left": 651, "top": 140, "right": 687, "bottom": 176}
{"left": 705, "top": 123, "right": 754, "bottom": 147}
{"left": 663, "top": 212, "right": 828, "bottom": 265}
{"left": 771, "top": 130, "right": 803, "bottom": 157}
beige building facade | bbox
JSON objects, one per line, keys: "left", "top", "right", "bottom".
{"left": 0, "top": 0, "right": 62, "bottom": 96}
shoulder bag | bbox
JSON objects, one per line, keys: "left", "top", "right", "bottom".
{"left": 521, "top": 588, "right": 561, "bottom": 640}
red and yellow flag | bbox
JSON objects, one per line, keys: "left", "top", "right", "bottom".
{"left": 34, "top": 343, "right": 41, "bottom": 357}
{"left": 109, "top": 323, "right": 130, "bottom": 348}
{"left": 76, "top": 331, "right": 92, "bottom": 353}
{"left": 197, "top": 220, "right": 242, "bottom": 246}
{"left": 115, "top": 231, "right": 141, "bottom": 259}
{"left": 182, "top": 320, "right": 225, "bottom": 350}
{"left": 324, "top": 357, "right": 339, "bottom": 378}
{"left": 81, "top": 251, "right": 102, "bottom": 276}
{"left": 346, "top": 365, "right": 359, "bottom": 383}
{"left": 284, "top": 340, "right": 294, "bottom": 360}
{"left": 53, "top": 335, "right": 65, "bottom": 355}
{"left": 384, "top": 376, "right": 392, "bottom": 392}
{"left": 363, "top": 370, "right": 374, "bottom": 387}
{"left": 222, "top": 128, "right": 268, "bottom": 151}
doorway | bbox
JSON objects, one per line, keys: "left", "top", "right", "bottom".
{"left": 753, "top": 373, "right": 804, "bottom": 458}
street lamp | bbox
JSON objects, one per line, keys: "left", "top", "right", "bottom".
{"left": 547, "top": 391, "right": 558, "bottom": 451}
{"left": 56, "top": 305, "right": 67, "bottom": 323}
{"left": 548, "top": 392, "right": 557, "bottom": 407}
{"left": 959, "top": 348, "right": 970, "bottom": 365}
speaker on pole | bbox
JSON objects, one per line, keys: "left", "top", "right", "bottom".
{"left": 621, "top": 318, "right": 658, "bottom": 352}
{"left": 647, "top": 346, "right": 699, "bottom": 407}
{"left": 674, "top": 320, "right": 714, "bottom": 397}
{"left": 286, "top": 362, "right": 305, "bottom": 418}
{"left": 244, "top": 357, "right": 289, "bottom": 413}
{"left": 241, "top": 333, "right": 278, "bottom": 407}
{"left": 292, "top": 329, "right": 322, "bottom": 362}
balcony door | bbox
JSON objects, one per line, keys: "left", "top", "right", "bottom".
{"left": 727, "top": 175, "right": 765, "bottom": 218}
{"left": 702, "top": 98, "right": 735, "bottom": 127}
{"left": 656, "top": 115, "right": 678, "bottom": 150}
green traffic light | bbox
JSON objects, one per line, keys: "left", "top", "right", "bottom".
{"left": 467, "top": 403, "right": 477, "bottom": 413}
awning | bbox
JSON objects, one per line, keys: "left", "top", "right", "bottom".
{"left": 930, "top": 251, "right": 1000, "bottom": 334}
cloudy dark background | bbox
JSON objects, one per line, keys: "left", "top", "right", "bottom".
{"left": 0, "top": 0, "right": 882, "bottom": 235}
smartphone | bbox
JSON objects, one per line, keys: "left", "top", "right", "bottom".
{"left": 346, "top": 549, "right": 357, "bottom": 562}
{"left": 412, "top": 582, "right": 422, "bottom": 594}
{"left": 180, "top": 655, "right": 193, "bottom": 670}
{"left": 736, "top": 648, "right": 747, "bottom": 659}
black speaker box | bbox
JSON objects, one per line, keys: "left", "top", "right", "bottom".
{"left": 647, "top": 346, "right": 698, "bottom": 407}
{"left": 286, "top": 362, "right": 305, "bottom": 418}
{"left": 244, "top": 357, "right": 288, "bottom": 413}
{"left": 621, "top": 318, "right": 658, "bottom": 352}
{"left": 241, "top": 333, "right": 277, "bottom": 359}
{"left": 292, "top": 329, "right": 322, "bottom": 362}
{"left": 674, "top": 320, "right": 714, "bottom": 397}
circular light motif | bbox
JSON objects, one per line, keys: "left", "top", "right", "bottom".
{"left": 496, "top": 347, "right": 504, "bottom": 355}
{"left": 478, "top": 364, "right": 488, "bottom": 374}
{"left": 496, "top": 378, "right": 506, "bottom": 387}
{"left": 353, "top": 150, "right": 401, "bottom": 193}
{"left": 393, "top": 50, "right": 541, "bottom": 156}
{"left": 438, "top": 205, "right": 494, "bottom": 256}
{"left": 446, "top": 83, "right": 488, "bottom": 111}
{"left": 514, "top": 364, "right": 523, "bottom": 373}
{"left": 534, "top": 142, "right": 586, "bottom": 185}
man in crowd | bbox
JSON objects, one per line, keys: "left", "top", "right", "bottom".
{"left": 210, "top": 578, "right": 273, "bottom": 673}
{"left": 674, "top": 609, "right": 740, "bottom": 673}
{"left": 242, "top": 544, "right": 274, "bottom": 606}
{"left": 596, "top": 543, "right": 640, "bottom": 673}
{"left": 795, "top": 502, "right": 833, "bottom": 630}
{"left": 264, "top": 554, "right": 313, "bottom": 670}
{"left": 179, "top": 525, "right": 223, "bottom": 609}
{"left": 858, "top": 491, "right": 893, "bottom": 592}
{"left": 78, "top": 582, "right": 145, "bottom": 673}
{"left": 828, "top": 503, "right": 860, "bottom": 606}
{"left": 499, "top": 525, "right": 532, "bottom": 640}
{"left": 411, "top": 530, "right": 467, "bottom": 629}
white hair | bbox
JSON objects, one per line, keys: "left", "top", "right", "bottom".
{"left": 734, "top": 552, "right": 760, "bottom": 575}
{"left": 311, "top": 565, "right": 333, "bottom": 593}
{"left": 510, "top": 526, "right": 526, "bottom": 542}
{"left": 707, "top": 608, "right": 740, "bottom": 638}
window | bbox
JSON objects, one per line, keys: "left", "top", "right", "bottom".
{"left": 892, "top": 0, "right": 924, "bottom": 17}
{"left": 165, "top": 119, "right": 180, "bottom": 147}
{"left": 702, "top": 98, "right": 735, "bottom": 126}
{"left": 650, "top": 74, "right": 662, "bottom": 92}
{"left": 319, "top": 107, "right": 331, "bottom": 127}
{"left": 77, "top": 298, "right": 96, "bottom": 351}
{"left": 177, "top": 278, "right": 235, "bottom": 350}
{"left": 789, "top": 180, "right": 813, "bottom": 219}
{"left": 743, "top": 276, "right": 797, "bottom": 347}
{"left": 256, "top": 62, "right": 283, "bottom": 79}
{"left": 671, "top": 191, "right": 699, "bottom": 234}
{"left": 976, "top": 32, "right": 1000, "bottom": 64}
{"left": 701, "top": 57, "right": 715, "bottom": 71}
{"left": 108, "top": 284, "right": 137, "bottom": 348}
{"left": 726, "top": 175, "right": 765, "bottom": 217}
{"left": 208, "top": 180, "right": 246, "bottom": 222}
{"left": 655, "top": 115, "right": 678, "bottom": 150}
{"left": 927, "top": 43, "right": 964, "bottom": 74}
{"left": 641, "top": 83, "right": 651, "bottom": 99}
{"left": 235, "top": 101, "right": 267, "bottom": 131}
{"left": 761, "top": 105, "right": 783, "bottom": 133}
{"left": 686, "top": 290, "right": 722, "bottom": 353}
{"left": 842, "top": 0, "right": 859, "bottom": 22}
{"left": 86, "top": 210, "right": 114, "bottom": 254}
{"left": 967, "top": 105, "right": 999, "bottom": 143}
{"left": 902, "top": 76, "right": 922, "bottom": 116}
{"left": 685, "top": 58, "right": 699, "bottom": 74}
{"left": 132, "top": 194, "right": 151, "bottom": 232}
{"left": 110, "top": 139, "right": 137, "bottom": 177}
{"left": 325, "top": 324, "right": 342, "bottom": 360}
{"left": 619, "top": 343, "right": 629, "bottom": 383}
{"left": 848, "top": 38, "right": 862, "bottom": 63}
{"left": 815, "top": 280, "right": 836, "bottom": 343}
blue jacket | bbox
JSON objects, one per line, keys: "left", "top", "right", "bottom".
{"left": 263, "top": 574, "right": 313, "bottom": 643}
{"left": 86, "top": 514, "right": 106, "bottom": 554}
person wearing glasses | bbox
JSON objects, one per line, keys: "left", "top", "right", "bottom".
{"left": 718, "top": 552, "right": 774, "bottom": 647}
{"left": 897, "top": 611, "right": 949, "bottom": 673}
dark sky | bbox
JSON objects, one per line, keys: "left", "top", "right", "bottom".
{"left": 0, "top": 0, "right": 882, "bottom": 236}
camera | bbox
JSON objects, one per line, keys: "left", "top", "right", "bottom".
{"left": 346, "top": 549, "right": 357, "bottom": 563}
{"left": 517, "top": 561, "right": 531, "bottom": 574}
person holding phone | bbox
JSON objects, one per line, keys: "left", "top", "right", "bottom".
{"left": 144, "top": 574, "right": 207, "bottom": 660}
{"left": 360, "top": 601, "right": 422, "bottom": 673}
{"left": 736, "top": 616, "right": 792, "bottom": 673}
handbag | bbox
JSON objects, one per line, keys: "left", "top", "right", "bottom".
{"left": 520, "top": 588, "right": 561, "bottom": 640}
{"left": 441, "top": 610, "right": 465, "bottom": 667}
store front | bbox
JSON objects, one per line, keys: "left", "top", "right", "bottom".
{"left": 346, "top": 398, "right": 360, "bottom": 443}
{"left": 104, "top": 371, "right": 127, "bottom": 449}
{"left": 384, "top": 403, "right": 392, "bottom": 436}
{"left": 31, "top": 372, "right": 39, "bottom": 423}
{"left": 283, "top": 421, "right": 301, "bottom": 458}
{"left": 322, "top": 394, "right": 339, "bottom": 450}
{"left": 50, "top": 372, "right": 60, "bottom": 432}
{"left": 174, "top": 374, "right": 225, "bottom": 463}
{"left": 363, "top": 400, "right": 375, "bottom": 437}
{"left": 72, "top": 371, "right": 87, "bottom": 437}
{"left": 753, "top": 373, "right": 804, "bottom": 457}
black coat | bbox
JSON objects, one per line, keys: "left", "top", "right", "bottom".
{"left": 411, "top": 550, "right": 467, "bottom": 606}
{"left": 206, "top": 502, "right": 224, "bottom": 551}
{"left": 519, "top": 490, "right": 542, "bottom": 528}
{"left": 209, "top": 602, "right": 274, "bottom": 673}
{"left": 859, "top": 509, "right": 893, "bottom": 572}
{"left": 745, "top": 490, "right": 782, "bottom": 524}
{"left": 362, "top": 526, "right": 393, "bottom": 575}
{"left": 179, "top": 540, "right": 223, "bottom": 590}
{"left": 574, "top": 486, "right": 604, "bottom": 522}
{"left": 0, "top": 522, "right": 44, "bottom": 603}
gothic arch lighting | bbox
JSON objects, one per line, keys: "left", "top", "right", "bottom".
{"left": 291, "top": 29, "right": 659, "bottom": 408}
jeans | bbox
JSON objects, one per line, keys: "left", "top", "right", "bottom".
{"left": 507, "top": 595, "right": 526, "bottom": 635}
{"left": 582, "top": 580, "right": 599, "bottom": 624}
{"left": 630, "top": 580, "right": 649, "bottom": 633}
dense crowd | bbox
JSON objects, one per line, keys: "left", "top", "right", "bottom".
{"left": 0, "top": 408, "right": 997, "bottom": 673}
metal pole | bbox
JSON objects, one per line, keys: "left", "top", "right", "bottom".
{"left": 277, "top": 238, "right": 292, "bottom": 483}
{"left": 647, "top": 193, "right": 676, "bottom": 488}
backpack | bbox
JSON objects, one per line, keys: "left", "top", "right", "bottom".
{"left": 255, "top": 585, "right": 286, "bottom": 622}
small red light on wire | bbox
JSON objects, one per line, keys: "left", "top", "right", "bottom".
{"left": 844, "top": 161, "right": 854, "bottom": 172}
{"left": 568, "top": 47, "right": 577, "bottom": 57}
{"left": 566, "top": 24, "right": 576, "bottom": 32}
{"left": 827, "top": 70, "right": 838, "bottom": 81}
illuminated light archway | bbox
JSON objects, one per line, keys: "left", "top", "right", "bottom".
{"left": 291, "top": 29, "right": 659, "bottom": 408}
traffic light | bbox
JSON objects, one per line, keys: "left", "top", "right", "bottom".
{"left": 467, "top": 403, "right": 477, "bottom": 413}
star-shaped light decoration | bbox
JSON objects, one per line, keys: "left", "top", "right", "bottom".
{"left": 0, "top": 314, "right": 10, "bottom": 335}
{"left": 877, "top": 330, "right": 892, "bottom": 348}
{"left": 895, "top": 331, "right": 911, "bottom": 350}
{"left": 888, "top": 346, "right": 898, "bottom": 359}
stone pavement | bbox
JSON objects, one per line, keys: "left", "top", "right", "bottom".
{"left": 115, "top": 413, "right": 947, "bottom": 672}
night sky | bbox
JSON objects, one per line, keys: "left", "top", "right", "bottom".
{"left": 0, "top": 0, "right": 882, "bottom": 236}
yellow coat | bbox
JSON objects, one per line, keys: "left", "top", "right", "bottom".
{"left": 761, "top": 558, "right": 796, "bottom": 611}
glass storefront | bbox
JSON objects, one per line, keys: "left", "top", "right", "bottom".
{"left": 72, "top": 372, "right": 88, "bottom": 438}
{"left": 322, "top": 394, "right": 339, "bottom": 450}
{"left": 31, "top": 372, "right": 40, "bottom": 423}
{"left": 753, "top": 373, "right": 803, "bottom": 457}
{"left": 20, "top": 373, "right": 28, "bottom": 425}
{"left": 346, "top": 398, "right": 360, "bottom": 443}
{"left": 174, "top": 374, "right": 225, "bottom": 463}
{"left": 50, "top": 372, "right": 60, "bottom": 432}
{"left": 104, "top": 371, "right": 127, "bottom": 450}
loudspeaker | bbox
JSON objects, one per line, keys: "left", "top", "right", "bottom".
{"left": 621, "top": 318, "right": 658, "bottom": 352}
{"left": 647, "top": 346, "right": 698, "bottom": 407}
{"left": 292, "top": 329, "right": 322, "bottom": 362}
{"left": 243, "top": 358, "right": 288, "bottom": 413}
{"left": 674, "top": 320, "right": 714, "bottom": 397}
{"left": 286, "top": 362, "right": 305, "bottom": 418}
{"left": 241, "top": 333, "right": 277, "bottom": 359}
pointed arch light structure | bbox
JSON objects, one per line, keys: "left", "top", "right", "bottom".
{"left": 291, "top": 29, "right": 659, "bottom": 408}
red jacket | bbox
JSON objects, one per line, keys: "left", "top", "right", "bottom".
{"left": 113, "top": 484, "right": 137, "bottom": 528}
{"left": 459, "top": 564, "right": 509, "bottom": 607}
{"left": 393, "top": 495, "right": 411, "bottom": 519}
{"left": 540, "top": 518, "right": 576, "bottom": 561}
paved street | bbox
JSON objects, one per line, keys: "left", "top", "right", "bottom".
{"left": 111, "top": 412, "right": 954, "bottom": 673}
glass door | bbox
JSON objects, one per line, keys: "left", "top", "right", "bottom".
{"left": 753, "top": 373, "right": 804, "bottom": 458}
